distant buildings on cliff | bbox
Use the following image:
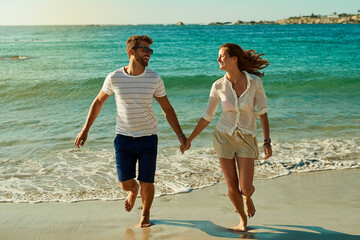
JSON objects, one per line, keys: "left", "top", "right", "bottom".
{"left": 275, "top": 12, "right": 360, "bottom": 25}
{"left": 177, "top": 12, "right": 360, "bottom": 25}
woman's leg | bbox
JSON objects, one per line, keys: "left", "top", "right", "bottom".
{"left": 236, "top": 157, "right": 256, "bottom": 218}
{"left": 219, "top": 157, "right": 247, "bottom": 232}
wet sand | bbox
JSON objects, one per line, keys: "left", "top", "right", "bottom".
{"left": 0, "top": 169, "right": 359, "bottom": 240}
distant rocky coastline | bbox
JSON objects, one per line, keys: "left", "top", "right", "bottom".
{"left": 180, "top": 12, "right": 360, "bottom": 25}
{"left": 210, "top": 13, "right": 359, "bottom": 25}
{"left": 277, "top": 13, "right": 359, "bottom": 25}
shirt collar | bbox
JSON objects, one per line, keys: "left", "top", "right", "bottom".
{"left": 243, "top": 71, "right": 253, "bottom": 95}
{"left": 243, "top": 71, "right": 254, "bottom": 82}
{"left": 223, "top": 71, "right": 254, "bottom": 84}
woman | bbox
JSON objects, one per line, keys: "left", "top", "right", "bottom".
{"left": 181, "top": 43, "right": 272, "bottom": 232}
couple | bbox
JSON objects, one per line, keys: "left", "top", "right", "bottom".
{"left": 74, "top": 35, "right": 272, "bottom": 231}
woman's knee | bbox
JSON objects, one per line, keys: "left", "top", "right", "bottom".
{"left": 241, "top": 185, "right": 255, "bottom": 197}
{"left": 227, "top": 180, "right": 240, "bottom": 194}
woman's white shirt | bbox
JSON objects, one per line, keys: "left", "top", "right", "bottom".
{"left": 202, "top": 71, "right": 268, "bottom": 136}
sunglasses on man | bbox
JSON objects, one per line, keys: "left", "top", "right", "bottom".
{"left": 133, "top": 46, "right": 154, "bottom": 54}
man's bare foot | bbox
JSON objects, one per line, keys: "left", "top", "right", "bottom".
{"left": 124, "top": 185, "right": 139, "bottom": 212}
{"left": 139, "top": 215, "right": 152, "bottom": 228}
{"left": 243, "top": 196, "right": 256, "bottom": 218}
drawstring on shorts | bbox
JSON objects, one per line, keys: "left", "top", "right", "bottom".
{"left": 235, "top": 128, "right": 245, "bottom": 143}
{"left": 234, "top": 128, "right": 258, "bottom": 158}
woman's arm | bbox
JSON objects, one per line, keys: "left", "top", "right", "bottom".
{"left": 260, "top": 113, "right": 272, "bottom": 159}
{"left": 181, "top": 117, "right": 210, "bottom": 154}
{"left": 181, "top": 82, "right": 219, "bottom": 154}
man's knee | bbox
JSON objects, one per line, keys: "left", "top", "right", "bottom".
{"left": 119, "top": 179, "right": 137, "bottom": 191}
{"left": 139, "top": 181, "right": 153, "bottom": 190}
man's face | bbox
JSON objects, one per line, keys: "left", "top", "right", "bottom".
{"left": 133, "top": 41, "right": 153, "bottom": 67}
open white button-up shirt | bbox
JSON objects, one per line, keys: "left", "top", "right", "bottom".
{"left": 202, "top": 71, "right": 268, "bottom": 137}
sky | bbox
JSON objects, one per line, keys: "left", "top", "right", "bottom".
{"left": 0, "top": 0, "right": 359, "bottom": 25}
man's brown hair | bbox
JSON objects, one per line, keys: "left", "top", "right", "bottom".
{"left": 126, "top": 35, "right": 153, "bottom": 58}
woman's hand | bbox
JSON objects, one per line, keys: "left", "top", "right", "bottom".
{"left": 263, "top": 143, "right": 272, "bottom": 160}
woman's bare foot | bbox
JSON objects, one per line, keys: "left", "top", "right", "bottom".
{"left": 139, "top": 215, "right": 152, "bottom": 228}
{"left": 243, "top": 196, "right": 256, "bottom": 218}
{"left": 124, "top": 185, "right": 139, "bottom": 212}
{"left": 232, "top": 213, "right": 247, "bottom": 232}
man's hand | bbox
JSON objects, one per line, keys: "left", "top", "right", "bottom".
{"left": 74, "top": 130, "right": 88, "bottom": 148}
{"left": 178, "top": 135, "right": 187, "bottom": 146}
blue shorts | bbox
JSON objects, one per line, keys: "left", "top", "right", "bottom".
{"left": 114, "top": 134, "right": 158, "bottom": 183}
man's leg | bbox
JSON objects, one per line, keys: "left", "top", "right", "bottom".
{"left": 119, "top": 179, "right": 139, "bottom": 212}
{"left": 137, "top": 135, "right": 157, "bottom": 228}
{"left": 114, "top": 135, "right": 138, "bottom": 211}
{"left": 139, "top": 181, "right": 154, "bottom": 227}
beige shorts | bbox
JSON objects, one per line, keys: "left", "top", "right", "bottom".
{"left": 213, "top": 128, "right": 259, "bottom": 159}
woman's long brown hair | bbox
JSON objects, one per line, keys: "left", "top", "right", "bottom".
{"left": 220, "top": 43, "right": 269, "bottom": 77}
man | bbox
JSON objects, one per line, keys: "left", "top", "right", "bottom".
{"left": 74, "top": 35, "right": 186, "bottom": 227}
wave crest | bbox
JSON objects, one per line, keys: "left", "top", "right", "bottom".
{"left": 0, "top": 138, "right": 359, "bottom": 203}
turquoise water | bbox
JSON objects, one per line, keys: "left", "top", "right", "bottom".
{"left": 1, "top": 24, "right": 359, "bottom": 202}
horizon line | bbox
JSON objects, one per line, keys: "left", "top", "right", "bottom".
{"left": 1, "top": 12, "right": 359, "bottom": 27}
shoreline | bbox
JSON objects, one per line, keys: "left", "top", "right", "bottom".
{"left": 1, "top": 169, "right": 359, "bottom": 240}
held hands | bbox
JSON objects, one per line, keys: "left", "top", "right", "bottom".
{"left": 178, "top": 134, "right": 191, "bottom": 154}
{"left": 178, "top": 135, "right": 190, "bottom": 154}
{"left": 74, "top": 130, "right": 88, "bottom": 148}
{"left": 180, "top": 139, "right": 191, "bottom": 154}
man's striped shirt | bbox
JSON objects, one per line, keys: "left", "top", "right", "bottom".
{"left": 102, "top": 67, "right": 166, "bottom": 137}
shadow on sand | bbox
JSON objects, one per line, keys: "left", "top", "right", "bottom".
{"left": 151, "top": 220, "right": 360, "bottom": 239}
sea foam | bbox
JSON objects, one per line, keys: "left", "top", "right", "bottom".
{"left": 0, "top": 138, "right": 358, "bottom": 203}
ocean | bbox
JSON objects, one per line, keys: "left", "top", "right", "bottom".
{"left": 0, "top": 24, "right": 359, "bottom": 203}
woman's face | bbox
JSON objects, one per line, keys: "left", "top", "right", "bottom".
{"left": 217, "top": 47, "right": 237, "bottom": 71}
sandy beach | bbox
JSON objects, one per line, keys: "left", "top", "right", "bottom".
{"left": 1, "top": 169, "right": 359, "bottom": 240}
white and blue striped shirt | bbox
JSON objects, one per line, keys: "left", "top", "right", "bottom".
{"left": 102, "top": 67, "right": 166, "bottom": 137}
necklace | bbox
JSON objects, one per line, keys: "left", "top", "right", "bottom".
{"left": 231, "top": 73, "right": 247, "bottom": 98}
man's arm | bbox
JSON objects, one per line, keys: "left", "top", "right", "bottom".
{"left": 74, "top": 90, "right": 110, "bottom": 148}
{"left": 155, "top": 95, "right": 186, "bottom": 144}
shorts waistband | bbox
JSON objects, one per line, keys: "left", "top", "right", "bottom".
{"left": 116, "top": 134, "right": 156, "bottom": 139}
